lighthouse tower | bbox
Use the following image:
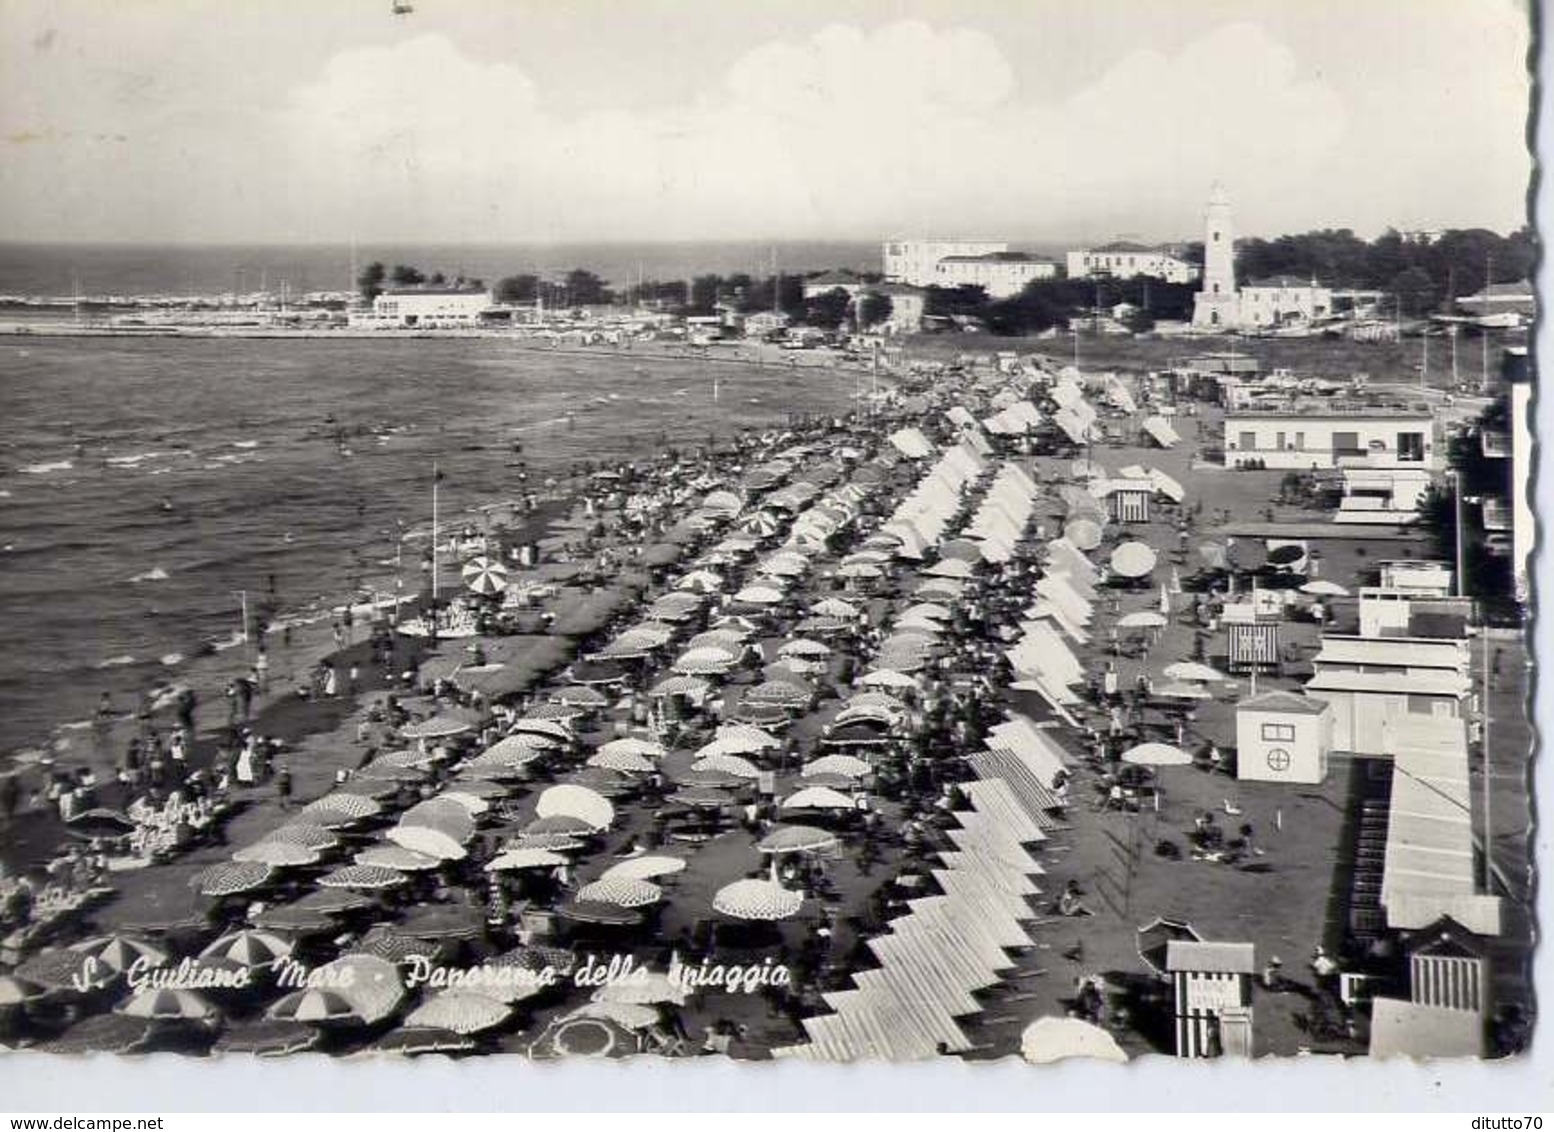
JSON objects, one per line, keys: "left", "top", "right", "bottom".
{"left": 1192, "top": 182, "right": 1240, "bottom": 330}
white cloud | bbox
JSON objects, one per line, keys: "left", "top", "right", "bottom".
{"left": 0, "top": 13, "right": 1527, "bottom": 243}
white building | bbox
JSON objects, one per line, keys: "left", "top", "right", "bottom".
{"left": 869, "top": 284, "right": 926, "bottom": 334}
{"left": 802, "top": 270, "right": 868, "bottom": 300}
{"left": 883, "top": 239, "right": 1008, "bottom": 287}
{"left": 1505, "top": 347, "right": 1533, "bottom": 602}
{"left": 931, "top": 253, "right": 1057, "bottom": 298}
{"left": 1235, "top": 690, "right": 1334, "bottom": 785}
{"left": 1239, "top": 276, "right": 1334, "bottom": 328}
{"left": 1221, "top": 401, "right": 1437, "bottom": 471}
{"left": 1067, "top": 242, "right": 1199, "bottom": 284}
{"left": 350, "top": 287, "right": 494, "bottom": 329}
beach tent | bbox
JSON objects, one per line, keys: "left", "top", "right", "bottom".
{"left": 1141, "top": 415, "right": 1181, "bottom": 449}
{"left": 887, "top": 428, "right": 934, "bottom": 460}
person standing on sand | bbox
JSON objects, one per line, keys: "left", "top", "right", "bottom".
{"left": 275, "top": 764, "right": 292, "bottom": 810}
{"left": 254, "top": 649, "right": 269, "bottom": 693}
{"left": 321, "top": 662, "right": 338, "bottom": 698}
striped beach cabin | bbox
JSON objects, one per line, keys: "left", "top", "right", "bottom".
{"left": 1165, "top": 940, "right": 1256, "bottom": 1058}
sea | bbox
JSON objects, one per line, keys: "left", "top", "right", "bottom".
{"left": 0, "top": 241, "right": 882, "bottom": 299}
{"left": 0, "top": 332, "right": 864, "bottom": 757}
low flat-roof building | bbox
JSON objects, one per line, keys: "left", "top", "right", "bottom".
{"left": 1065, "top": 242, "right": 1199, "bottom": 285}
{"left": 350, "top": 286, "right": 494, "bottom": 329}
{"left": 1234, "top": 691, "right": 1333, "bottom": 784}
{"left": 931, "top": 252, "right": 1058, "bottom": 298}
{"left": 1305, "top": 668, "right": 1471, "bottom": 757}
{"left": 882, "top": 239, "right": 1007, "bottom": 287}
{"left": 1221, "top": 400, "right": 1437, "bottom": 472}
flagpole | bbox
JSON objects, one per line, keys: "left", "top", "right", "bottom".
{"left": 431, "top": 462, "right": 440, "bottom": 608}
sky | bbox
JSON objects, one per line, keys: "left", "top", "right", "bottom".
{"left": 0, "top": 0, "right": 1533, "bottom": 246}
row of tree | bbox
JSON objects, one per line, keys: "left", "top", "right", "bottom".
{"left": 922, "top": 277, "right": 1199, "bottom": 335}
{"left": 1235, "top": 226, "right": 1535, "bottom": 317}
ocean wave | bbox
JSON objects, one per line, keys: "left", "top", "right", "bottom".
{"left": 231, "top": 440, "right": 259, "bottom": 449}
{"left": 94, "top": 655, "right": 137, "bottom": 668}
{"left": 106, "top": 451, "right": 169, "bottom": 467}
{"left": 19, "top": 460, "right": 73, "bottom": 474}
{"left": 130, "top": 566, "right": 170, "bottom": 583}
{"left": 159, "top": 652, "right": 184, "bottom": 666}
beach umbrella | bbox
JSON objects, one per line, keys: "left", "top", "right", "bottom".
{"left": 443, "top": 778, "right": 508, "bottom": 800}
{"left": 834, "top": 704, "right": 900, "bottom": 728}
{"left": 192, "top": 861, "right": 274, "bottom": 898}
{"left": 356, "top": 845, "right": 445, "bottom": 872}
{"left": 536, "top": 784, "right": 615, "bottom": 832}
{"left": 402, "top": 797, "right": 478, "bottom": 837}
{"left": 510, "top": 718, "right": 574, "bottom": 744}
{"left": 486, "top": 848, "right": 568, "bottom": 872}
{"left": 267, "top": 988, "right": 366, "bottom": 1027}
{"left": 557, "top": 900, "right": 643, "bottom": 927}
{"left": 406, "top": 990, "right": 512, "bottom": 1035}
{"left": 759, "top": 556, "right": 808, "bottom": 579}
{"left": 837, "top": 562, "right": 884, "bottom": 580}
{"left": 1116, "top": 611, "right": 1167, "bottom": 630}
{"left": 1153, "top": 681, "right": 1213, "bottom": 701}
{"left": 600, "top": 855, "right": 688, "bottom": 882}
{"left": 508, "top": 832, "right": 585, "bottom": 852}
{"left": 734, "top": 583, "right": 786, "bottom": 606}
{"left": 726, "top": 700, "right": 791, "bottom": 727}
{"left": 1110, "top": 542, "right": 1157, "bottom": 579}
{"left": 0, "top": 974, "right": 43, "bottom": 1006}
{"left": 69, "top": 934, "right": 169, "bottom": 977}
{"left": 811, "top": 597, "right": 860, "bottom": 618}
{"left": 642, "top": 542, "right": 683, "bottom": 568}
{"left": 372, "top": 1027, "right": 478, "bottom": 1056}
{"left": 1064, "top": 519, "right": 1103, "bottom": 551}
{"left": 37, "top": 1015, "right": 149, "bottom": 1055}
{"left": 357, "top": 761, "right": 431, "bottom": 784}
{"left": 1020, "top": 1016, "right": 1128, "bottom": 1065}
{"left": 794, "top": 615, "right": 851, "bottom": 635}
{"left": 713, "top": 723, "right": 783, "bottom": 752}
{"left": 739, "top": 512, "right": 782, "bottom": 537}
{"left": 802, "top": 754, "right": 873, "bottom": 780}
{"left": 1120, "top": 742, "right": 1193, "bottom": 767}
{"left": 437, "top": 790, "right": 491, "bottom": 816}
{"left": 572, "top": 766, "right": 635, "bottom": 797}
{"left": 915, "top": 578, "right": 963, "bottom": 600}
{"left": 1137, "top": 916, "right": 1203, "bottom": 976}
{"left": 315, "top": 954, "right": 405, "bottom": 1023}
{"left": 118, "top": 987, "right": 220, "bottom": 1025}
{"left": 462, "top": 556, "right": 509, "bottom": 595}
{"left": 17, "top": 948, "right": 111, "bottom": 992}
{"left": 674, "top": 569, "right": 725, "bottom": 595}
{"left": 691, "top": 752, "right": 762, "bottom": 780}
{"left": 370, "top": 747, "right": 444, "bottom": 769}
{"left": 846, "top": 691, "right": 907, "bottom": 710}
{"left": 902, "top": 602, "right": 953, "bottom": 622}
{"left": 524, "top": 816, "right": 594, "bottom": 840}
{"left": 233, "top": 839, "right": 322, "bottom": 867}
{"left": 649, "top": 677, "right": 711, "bottom": 702}
{"left": 318, "top": 864, "right": 408, "bottom": 891}
{"left": 756, "top": 825, "right": 840, "bottom": 854}
{"left": 300, "top": 793, "right": 382, "bottom": 823}
{"left": 294, "top": 888, "right": 376, "bottom": 915}
{"left": 687, "top": 629, "right": 748, "bottom": 652}
{"left": 216, "top": 1020, "right": 320, "bottom": 1057}
{"left": 250, "top": 905, "right": 337, "bottom": 934}
{"left": 250, "top": 821, "right": 338, "bottom": 845}
{"left": 667, "top": 786, "right": 732, "bottom": 809}
{"left": 480, "top": 733, "right": 555, "bottom": 759}
{"left": 586, "top": 748, "right": 656, "bottom": 774}
{"left": 744, "top": 681, "right": 810, "bottom": 708}
{"left": 1162, "top": 661, "right": 1228, "bottom": 683}
{"left": 199, "top": 929, "right": 294, "bottom": 969}
{"left": 781, "top": 786, "right": 855, "bottom": 811}
{"left": 778, "top": 639, "right": 832, "bottom": 659}
{"left": 525, "top": 701, "right": 585, "bottom": 724}
{"left": 401, "top": 714, "right": 473, "bottom": 741}
{"left": 576, "top": 877, "right": 663, "bottom": 908}
{"left": 859, "top": 669, "right": 916, "bottom": 689}
{"left": 348, "top": 926, "right": 447, "bottom": 965}
{"left": 712, "top": 879, "right": 804, "bottom": 922}
{"left": 569, "top": 660, "right": 627, "bottom": 687}
{"left": 597, "top": 737, "right": 667, "bottom": 760}
{"left": 672, "top": 646, "right": 739, "bottom": 676}
{"left": 386, "top": 825, "right": 469, "bottom": 862}
{"left": 592, "top": 970, "right": 688, "bottom": 1007}
{"left": 397, "top": 903, "right": 486, "bottom": 942}
{"left": 529, "top": 1014, "right": 644, "bottom": 1059}
{"left": 1301, "top": 579, "right": 1349, "bottom": 596}
{"left": 60, "top": 808, "right": 136, "bottom": 839}
{"left": 1267, "top": 543, "right": 1305, "bottom": 567}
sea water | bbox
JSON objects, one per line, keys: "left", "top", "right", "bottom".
{"left": 0, "top": 335, "right": 860, "bottom": 753}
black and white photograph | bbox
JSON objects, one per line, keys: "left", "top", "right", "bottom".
{"left": 0, "top": 0, "right": 1539, "bottom": 1093}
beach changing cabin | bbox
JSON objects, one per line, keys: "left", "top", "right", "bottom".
{"left": 1166, "top": 940, "right": 1256, "bottom": 1058}
{"left": 1234, "top": 691, "right": 1333, "bottom": 784}
{"left": 1223, "top": 602, "right": 1281, "bottom": 673}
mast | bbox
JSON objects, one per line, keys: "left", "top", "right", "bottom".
{"left": 431, "top": 462, "right": 440, "bottom": 607}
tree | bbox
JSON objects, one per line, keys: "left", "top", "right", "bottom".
{"left": 564, "top": 268, "right": 609, "bottom": 306}
{"left": 1390, "top": 266, "right": 1438, "bottom": 317}
{"left": 689, "top": 275, "right": 722, "bottom": 316}
{"left": 390, "top": 264, "right": 425, "bottom": 287}
{"left": 357, "top": 261, "right": 386, "bottom": 303}
{"left": 857, "top": 291, "right": 894, "bottom": 329}
{"left": 804, "top": 288, "right": 852, "bottom": 332}
{"left": 496, "top": 274, "right": 540, "bottom": 304}
{"left": 429, "top": 271, "right": 447, "bottom": 285}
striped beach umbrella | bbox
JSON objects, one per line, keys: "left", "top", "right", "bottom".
{"left": 191, "top": 861, "right": 274, "bottom": 898}
{"left": 575, "top": 877, "right": 663, "bottom": 909}
{"left": 461, "top": 556, "right": 509, "bottom": 596}
{"left": 712, "top": 879, "right": 803, "bottom": 922}
{"left": 406, "top": 990, "right": 512, "bottom": 1035}
{"left": 318, "top": 864, "right": 408, "bottom": 891}
{"left": 199, "top": 929, "right": 294, "bottom": 969}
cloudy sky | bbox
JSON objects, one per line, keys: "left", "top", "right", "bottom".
{"left": 0, "top": 0, "right": 1532, "bottom": 245}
